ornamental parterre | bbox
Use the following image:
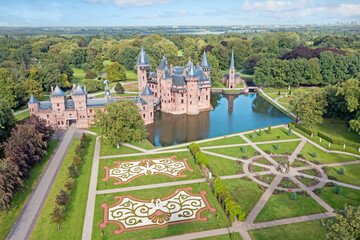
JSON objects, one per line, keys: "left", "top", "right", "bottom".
{"left": 99, "top": 187, "right": 216, "bottom": 235}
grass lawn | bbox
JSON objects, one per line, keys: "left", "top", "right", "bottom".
{"left": 224, "top": 89, "right": 240, "bottom": 92}
{"left": 236, "top": 84, "right": 244, "bottom": 88}
{"left": 97, "top": 151, "right": 202, "bottom": 190}
{"left": 198, "top": 135, "right": 246, "bottom": 147}
{"left": 30, "top": 135, "right": 96, "bottom": 240}
{"left": 212, "top": 81, "right": 226, "bottom": 88}
{"left": 300, "top": 143, "right": 359, "bottom": 164}
{"left": 244, "top": 127, "right": 299, "bottom": 143}
{"left": 257, "top": 141, "right": 301, "bottom": 155}
{"left": 319, "top": 186, "right": 360, "bottom": 210}
{"left": 125, "top": 70, "right": 138, "bottom": 80}
{"left": 100, "top": 142, "right": 141, "bottom": 156}
{"left": 71, "top": 67, "right": 85, "bottom": 74}
{"left": 249, "top": 220, "right": 326, "bottom": 240}
{"left": 262, "top": 87, "right": 319, "bottom": 94}
{"left": 205, "top": 145, "right": 258, "bottom": 159}
{"left": 72, "top": 74, "right": 87, "bottom": 85}
{"left": 0, "top": 140, "right": 59, "bottom": 240}
{"left": 254, "top": 192, "right": 326, "bottom": 223}
{"left": 205, "top": 154, "right": 243, "bottom": 176}
{"left": 196, "top": 232, "right": 242, "bottom": 240}
{"left": 223, "top": 178, "right": 264, "bottom": 216}
{"left": 299, "top": 177, "right": 314, "bottom": 185}
{"left": 92, "top": 182, "right": 230, "bottom": 240}
{"left": 327, "top": 164, "right": 360, "bottom": 186}
{"left": 14, "top": 110, "right": 29, "bottom": 121}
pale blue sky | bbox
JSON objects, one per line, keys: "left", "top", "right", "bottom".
{"left": 0, "top": 0, "right": 359, "bottom": 27}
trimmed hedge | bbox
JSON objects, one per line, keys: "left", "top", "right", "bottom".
{"left": 194, "top": 151, "right": 210, "bottom": 168}
{"left": 318, "top": 131, "right": 360, "bottom": 148}
{"left": 293, "top": 123, "right": 314, "bottom": 136}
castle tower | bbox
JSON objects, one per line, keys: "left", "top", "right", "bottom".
{"left": 228, "top": 50, "right": 236, "bottom": 88}
{"left": 159, "top": 69, "right": 172, "bottom": 112}
{"left": 50, "top": 86, "right": 66, "bottom": 128}
{"left": 185, "top": 62, "right": 200, "bottom": 115}
{"left": 199, "top": 51, "right": 212, "bottom": 79}
{"left": 72, "top": 85, "right": 88, "bottom": 128}
{"left": 141, "top": 85, "right": 154, "bottom": 122}
{"left": 28, "top": 95, "right": 39, "bottom": 115}
{"left": 135, "top": 43, "right": 152, "bottom": 94}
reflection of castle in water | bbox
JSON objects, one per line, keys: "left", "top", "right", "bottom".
{"left": 147, "top": 111, "right": 210, "bottom": 147}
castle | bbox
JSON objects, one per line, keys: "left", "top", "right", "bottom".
{"left": 28, "top": 46, "right": 213, "bottom": 128}
{"left": 223, "top": 51, "right": 242, "bottom": 88}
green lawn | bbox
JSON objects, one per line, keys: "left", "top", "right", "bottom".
{"left": 327, "top": 164, "right": 360, "bottom": 186}
{"left": 92, "top": 182, "right": 230, "bottom": 239}
{"left": 205, "top": 145, "right": 258, "bottom": 159}
{"left": 196, "top": 232, "right": 242, "bottom": 240}
{"left": 223, "top": 178, "right": 264, "bottom": 216}
{"left": 262, "top": 87, "right": 319, "bottom": 94}
{"left": 0, "top": 140, "right": 59, "bottom": 240}
{"left": 236, "top": 84, "right": 244, "bottom": 88}
{"left": 255, "top": 192, "right": 326, "bottom": 223}
{"left": 257, "top": 141, "right": 301, "bottom": 155}
{"left": 97, "top": 151, "right": 202, "bottom": 190}
{"left": 198, "top": 135, "right": 246, "bottom": 147}
{"left": 14, "top": 110, "right": 29, "bottom": 121}
{"left": 212, "top": 81, "right": 226, "bottom": 88}
{"left": 206, "top": 154, "right": 243, "bottom": 176}
{"left": 244, "top": 127, "right": 299, "bottom": 143}
{"left": 249, "top": 220, "right": 326, "bottom": 240}
{"left": 300, "top": 143, "right": 359, "bottom": 164}
{"left": 100, "top": 142, "right": 141, "bottom": 156}
{"left": 72, "top": 74, "right": 87, "bottom": 84}
{"left": 319, "top": 186, "right": 360, "bottom": 210}
{"left": 125, "top": 70, "right": 138, "bottom": 80}
{"left": 30, "top": 135, "right": 96, "bottom": 240}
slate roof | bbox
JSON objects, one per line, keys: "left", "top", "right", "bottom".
{"left": 51, "top": 86, "right": 66, "bottom": 97}
{"left": 65, "top": 99, "right": 75, "bottom": 109}
{"left": 86, "top": 98, "right": 115, "bottom": 108}
{"left": 172, "top": 75, "right": 186, "bottom": 86}
{"left": 163, "top": 70, "right": 172, "bottom": 79}
{"left": 73, "top": 85, "right": 87, "bottom": 95}
{"left": 28, "top": 95, "right": 39, "bottom": 104}
{"left": 230, "top": 50, "right": 235, "bottom": 69}
{"left": 157, "top": 55, "right": 167, "bottom": 70}
{"left": 142, "top": 85, "right": 154, "bottom": 96}
{"left": 173, "top": 67, "right": 184, "bottom": 75}
{"left": 134, "top": 96, "right": 147, "bottom": 105}
{"left": 39, "top": 101, "right": 52, "bottom": 110}
{"left": 200, "top": 51, "right": 212, "bottom": 69}
{"left": 135, "top": 44, "right": 152, "bottom": 68}
{"left": 223, "top": 73, "right": 229, "bottom": 79}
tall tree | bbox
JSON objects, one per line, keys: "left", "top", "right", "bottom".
{"left": 106, "top": 62, "right": 126, "bottom": 82}
{"left": 288, "top": 90, "right": 306, "bottom": 123}
{"left": 23, "top": 79, "right": 44, "bottom": 101}
{"left": 92, "top": 100, "right": 147, "bottom": 146}
{"left": 0, "top": 68, "right": 18, "bottom": 108}
{"left": 299, "top": 90, "right": 328, "bottom": 128}
{"left": 55, "top": 190, "right": 70, "bottom": 211}
{"left": 50, "top": 206, "right": 66, "bottom": 230}
{"left": 93, "top": 54, "right": 104, "bottom": 74}
{"left": 0, "top": 99, "right": 16, "bottom": 143}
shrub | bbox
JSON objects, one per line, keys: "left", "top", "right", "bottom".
{"left": 264, "top": 150, "right": 272, "bottom": 154}
{"left": 334, "top": 185, "right": 340, "bottom": 194}
{"left": 115, "top": 82, "right": 125, "bottom": 94}
{"left": 249, "top": 134, "right": 254, "bottom": 139}
{"left": 241, "top": 147, "right": 246, "bottom": 153}
{"left": 268, "top": 125, "right": 271, "bottom": 134}
{"left": 338, "top": 167, "right": 344, "bottom": 175}
{"left": 189, "top": 143, "right": 200, "bottom": 156}
{"left": 73, "top": 155, "right": 82, "bottom": 166}
{"left": 314, "top": 188, "right": 323, "bottom": 196}
{"left": 258, "top": 127, "right": 262, "bottom": 136}
{"left": 297, "top": 153, "right": 304, "bottom": 158}
{"left": 290, "top": 192, "right": 297, "bottom": 201}
{"left": 254, "top": 151, "right": 260, "bottom": 156}
{"left": 194, "top": 151, "right": 210, "bottom": 168}
{"left": 288, "top": 125, "right": 292, "bottom": 136}
{"left": 312, "top": 151, "right": 317, "bottom": 157}
{"left": 294, "top": 123, "right": 314, "bottom": 136}
{"left": 85, "top": 70, "right": 98, "bottom": 79}
{"left": 83, "top": 79, "right": 103, "bottom": 93}
{"left": 274, "top": 144, "right": 280, "bottom": 150}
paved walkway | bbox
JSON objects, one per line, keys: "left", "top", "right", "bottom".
{"left": 7, "top": 126, "right": 77, "bottom": 240}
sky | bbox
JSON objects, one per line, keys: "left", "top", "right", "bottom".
{"left": 0, "top": 0, "right": 359, "bottom": 27}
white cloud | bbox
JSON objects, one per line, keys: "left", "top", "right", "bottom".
{"left": 140, "top": 10, "right": 190, "bottom": 19}
{"left": 113, "top": 0, "right": 172, "bottom": 7}
{"left": 335, "top": 4, "right": 360, "bottom": 17}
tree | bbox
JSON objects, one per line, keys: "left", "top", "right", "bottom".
{"left": 118, "top": 47, "right": 139, "bottom": 70}
{"left": 106, "top": 62, "right": 126, "bottom": 82}
{"left": 64, "top": 180, "right": 74, "bottom": 192}
{"left": 92, "top": 100, "right": 147, "bottom": 146}
{"left": 338, "top": 167, "right": 344, "bottom": 175}
{"left": 290, "top": 192, "right": 296, "bottom": 201}
{"left": 322, "top": 205, "right": 360, "bottom": 239}
{"left": 93, "top": 54, "right": 104, "bottom": 74}
{"left": 288, "top": 125, "right": 292, "bottom": 136}
{"left": 85, "top": 70, "right": 97, "bottom": 79}
{"left": 114, "top": 82, "right": 125, "bottom": 94}
{"left": 288, "top": 89, "right": 306, "bottom": 123}
{"left": 0, "top": 99, "right": 16, "bottom": 143}
{"left": 56, "top": 190, "right": 70, "bottom": 210}
{"left": 70, "top": 48, "right": 88, "bottom": 68}
{"left": 83, "top": 79, "right": 103, "bottom": 93}
{"left": 50, "top": 206, "right": 66, "bottom": 230}
{"left": 67, "top": 163, "right": 78, "bottom": 179}
{"left": 0, "top": 68, "right": 18, "bottom": 108}
{"left": 41, "top": 63, "right": 64, "bottom": 91}
{"left": 298, "top": 90, "right": 327, "bottom": 128}
{"left": 23, "top": 79, "right": 44, "bottom": 101}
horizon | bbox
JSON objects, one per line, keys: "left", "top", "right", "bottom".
{"left": 0, "top": 0, "right": 359, "bottom": 27}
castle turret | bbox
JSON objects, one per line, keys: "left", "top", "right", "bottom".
{"left": 185, "top": 62, "right": 200, "bottom": 115}
{"left": 71, "top": 85, "right": 88, "bottom": 128}
{"left": 28, "top": 95, "right": 39, "bottom": 115}
{"left": 50, "top": 86, "right": 66, "bottom": 128}
{"left": 228, "top": 50, "right": 236, "bottom": 88}
{"left": 136, "top": 43, "right": 152, "bottom": 94}
{"left": 199, "top": 51, "right": 212, "bottom": 79}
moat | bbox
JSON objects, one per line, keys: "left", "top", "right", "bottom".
{"left": 147, "top": 93, "right": 293, "bottom": 147}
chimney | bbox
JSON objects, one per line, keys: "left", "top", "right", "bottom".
{"left": 170, "top": 64, "right": 173, "bottom": 75}
{"left": 72, "top": 83, "right": 76, "bottom": 92}
{"left": 51, "top": 86, "right": 54, "bottom": 93}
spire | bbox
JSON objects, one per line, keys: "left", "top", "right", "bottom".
{"left": 28, "top": 95, "right": 39, "bottom": 104}
{"left": 135, "top": 43, "right": 151, "bottom": 68}
{"left": 73, "top": 85, "right": 87, "bottom": 95}
{"left": 200, "top": 50, "right": 212, "bottom": 69}
{"left": 51, "top": 86, "right": 66, "bottom": 97}
{"left": 157, "top": 54, "right": 167, "bottom": 70}
{"left": 230, "top": 50, "right": 235, "bottom": 69}
{"left": 141, "top": 85, "right": 154, "bottom": 96}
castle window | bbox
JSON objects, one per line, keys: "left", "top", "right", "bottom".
{"left": 90, "top": 109, "right": 92, "bottom": 113}
{"left": 47, "top": 115, "right": 49, "bottom": 118}
{"left": 190, "top": 95, "right": 192, "bottom": 98}
{"left": 206, "top": 95, "right": 208, "bottom": 100}
{"left": 181, "top": 99, "right": 184, "bottom": 104}
{"left": 143, "top": 107, "right": 145, "bottom": 110}
{"left": 61, "top": 121, "right": 64, "bottom": 125}
{"left": 143, "top": 114, "right": 145, "bottom": 118}
{"left": 190, "top": 101, "right": 192, "bottom": 105}
{"left": 58, "top": 109, "right": 60, "bottom": 112}
{"left": 181, "top": 93, "right": 184, "bottom": 97}
{"left": 150, "top": 112, "right": 152, "bottom": 117}
{"left": 58, "top": 121, "right": 60, "bottom": 125}
{"left": 70, "top": 114, "right": 72, "bottom": 117}
{"left": 198, "top": 96, "right": 200, "bottom": 101}
{"left": 57, "top": 103, "right": 59, "bottom": 107}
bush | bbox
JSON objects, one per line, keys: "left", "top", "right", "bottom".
{"left": 297, "top": 153, "right": 304, "bottom": 158}
{"left": 83, "top": 79, "right": 103, "bottom": 93}
{"left": 241, "top": 147, "right": 246, "bottom": 153}
{"left": 290, "top": 192, "right": 297, "bottom": 201}
{"left": 338, "top": 167, "right": 344, "bottom": 175}
{"left": 268, "top": 125, "right": 271, "bottom": 134}
{"left": 189, "top": 143, "right": 200, "bottom": 156}
{"left": 81, "top": 63, "right": 92, "bottom": 72}
{"left": 318, "top": 131, "right": 360, "bottom": 148}
{"left": 114, "top": 82, "right": 125, "bottom": 94}
{"left": 85, "top": 70, "right": 98, "bottom": 79}
{"left": 312, "top": 151, "right": 317, "bottom": 157}
{"left": 294, "top": 123, "right": 314, "bottom": 136}
{"left": 314, "top": 188, "right": 323, "bottom": 196}
{"left": 334, "top": 185, "right": 340, "bottom": 194}
{"left": 274, "top": 144, "right": 280, "bottom": 150}
{"left": 194, "top": 151, "right": 210, "bottom": 168}
{"left": 288, "top": 125, "right": 292, "bottom": 136}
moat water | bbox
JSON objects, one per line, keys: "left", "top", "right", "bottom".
{"left": 147, "top": 93, "right": 293, "bottom": 147}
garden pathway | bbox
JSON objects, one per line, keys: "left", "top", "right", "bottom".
{"left": 7, "top": 126, "right": 77, "bottom": 240}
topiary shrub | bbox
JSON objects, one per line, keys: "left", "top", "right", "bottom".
{"left": 338, "top": 167, "right": 344, "bottom": 175}
{"left": 114, "top": 82, "right": 125, "bottom": 94}
{"left": 312, "top": 151, "right": 317, "bottom": 158}
{"left": 274, "top": 144, "right": 280, "bottom": 150}
{"left": 334, "top": 185, "right": 340, "bottom": 194}
{"left": 268, "top": 124, "right": 272, "bottom": 134}
{"left": 241, "top": 147, "right": 247, "bottom": 153}
{"left": 290, "top": 192, "right": 297, "bottom": 201}
{"left": 288, "top": 125, "right": 292, "bottom": 136}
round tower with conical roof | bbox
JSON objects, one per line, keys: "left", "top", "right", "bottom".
{"left": 136, "top": 43, "right": 152, "bottom": 94}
